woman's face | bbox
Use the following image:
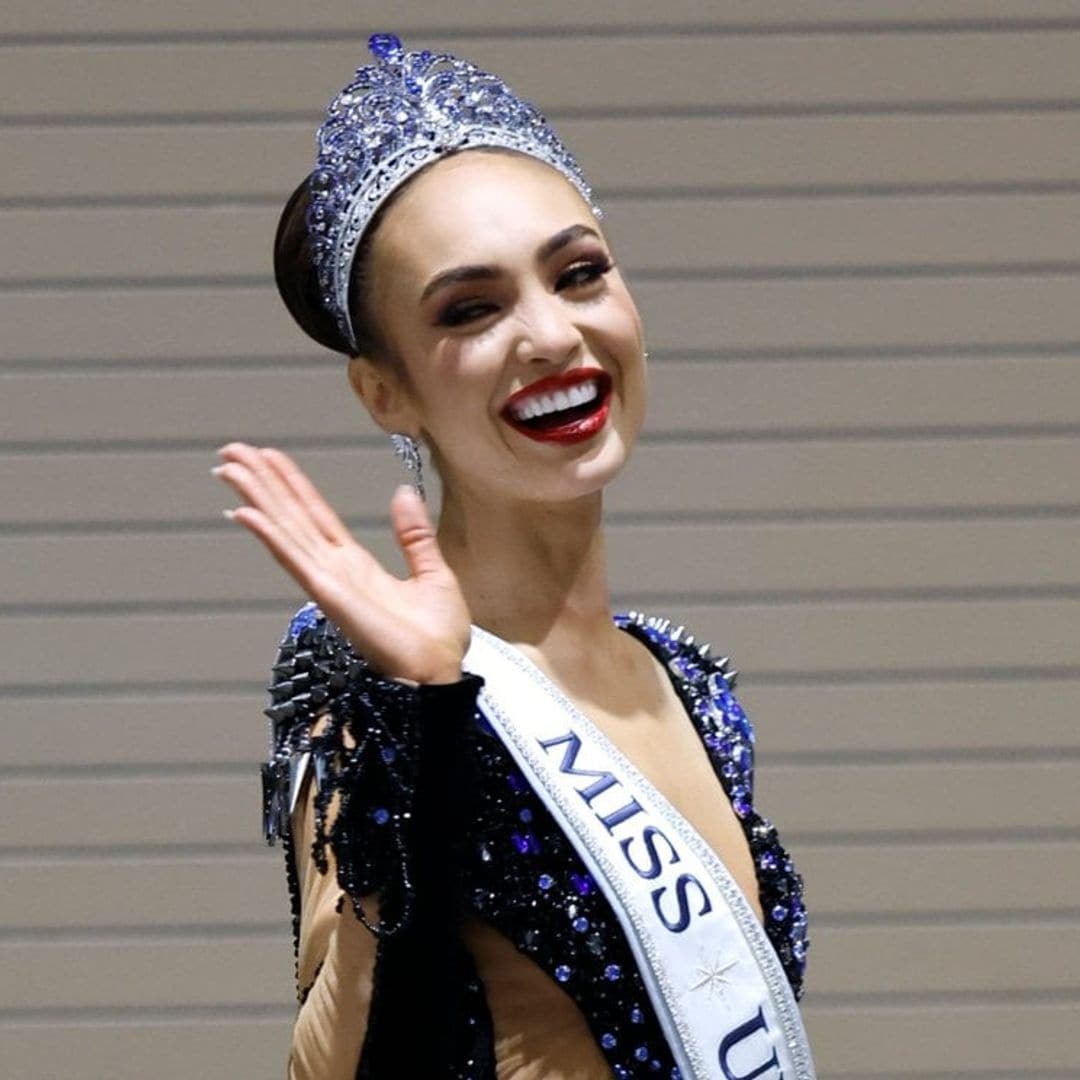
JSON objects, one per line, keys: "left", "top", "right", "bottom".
{"left": 362, "top": 150, "right": 647, "bottom": 508}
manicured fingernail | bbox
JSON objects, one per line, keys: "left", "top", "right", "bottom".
{"left": 210, "top": 465, "right": 225, "bottom": 476}
{"left": 222, "top": 509, "right": 236, "bottom": 520}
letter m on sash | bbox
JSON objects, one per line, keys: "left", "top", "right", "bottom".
{"left": 538, "top": 731, "right": 620, "bottom": 806}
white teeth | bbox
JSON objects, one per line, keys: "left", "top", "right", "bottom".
{"left": 509, "top": 378, "right": 601, "bottom": 422}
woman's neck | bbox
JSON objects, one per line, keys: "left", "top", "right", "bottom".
{"left": 436, "top": 486, "right": 619, "bottom": 665}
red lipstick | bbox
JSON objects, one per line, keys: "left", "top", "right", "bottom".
{"left": 500, "top": 369, "right": 612, "bottom": 445}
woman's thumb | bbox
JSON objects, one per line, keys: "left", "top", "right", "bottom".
{"left": 390, "top": 484, "right": 446, "bottom": 580}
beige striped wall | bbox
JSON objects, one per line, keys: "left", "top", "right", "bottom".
{"left": 3, "top": 3, "right": 1079, "bottom": 1077}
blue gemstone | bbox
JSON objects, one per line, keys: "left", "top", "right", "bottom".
{"left": 368, "top": 33, "right": 403, "bottom": 61}
{"left": 733, "top": 795, "right": 751, "bottom": 818}
{"left": 635, "top": 1046, "right": 649, "bottom": 1062}
{"left": 555, "top": 964, "right": 571, "bottom": 983}
{"left": 630, "top": 1006, "right": 645, "bottom": 1024}
{"left": 759, "top": 850, "right": 777, "bottom": 872}
{"left": 704, "top": 732, "right": 721, "bottom": 751}
{"left": 287, "top": 602, "right": 319, "bottom": 640}
{"left": 771, "top": 903, "right": 789, "bottom": 922}
{"left": 614, "top": 1069, "right": 630, "bottom": 1080}
{"left": 380, "top": 746, "right": 397, "bottom": 765}
{"left": 372, "top": 807, "right": 390, "bottom": 825}
{"left": 601, "top": 1033, "right": 617, "bottom": 1050}
{"left": 570, "top": 872, "right": 593, "bottom": 896}
{"left": 538, "top": 873, "right": 554, "bottom": 891}
{"left": 572, "top": 916, "right": 589, "bottom": 932}
{"left": 511, "top": 832, "right": 529, "bottom": 854}
{"left": 605, "top": 963, "right": 621, "bottom": 981}
{"left": 650, "top": 1063, "right": 663, "bottom": 1073}
{"left": 518, "top": 808, "right": 533, "bottom": 823}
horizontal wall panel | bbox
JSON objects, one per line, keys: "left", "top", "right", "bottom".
{"left": 5, "top": 853, "right": 288, "bottom": 931}
{"left": 8, "top": 113, "right": 1080, "bottom": 203}
{"left": 12, "top": 193, "right": 1080, "bottom": 285}
{"left": 813, "top": 923, "right": 1080, "bottom": 994}
{"left": 743, "top": 680, "right": 1080, "bottom": 754}
{"left": 8, "top": 677, "right": 1080, "bottom": 771}
{"left": 4, "top": 923, "right": 1071, "bottom": 1011}
{"left": 0, "top": 775, "right": 263, "bottom": 849}
{"left": 7, "top": 517, "right": 1080, "bottom": 607}
{"left": 8, "top": 275, "right": 1080, "bottom": 364}
{"left": 8, "top": 842, "right": 1078, "bottom": 932}
{"left": 5, "top": 437, "right": 1078, "bottom": 527}
{"left": 7, "top": 353, "right": 1080, "bottom": 442}
{"left": 7, "top": 694, "right": 270, "bottom": 767}
{"left": 7, "top": 0, "right": 1080, "bottom": 37}
{"left": 798, "top": 841, "right": 1080, "bottom": 917}
{"left": 755, "top": 759, "right": 1079, "bottom": 836}
{"left": 801, "top": 1002, "right": 1080, "bottom": 1074}
{"left": 5, "top": 752, "right": 1076, "bottom": 850}
{"left": 2, "top": 1018, "right": 292, "bottom": 1080}
{"left": 4, "top": 599, "right": 1078, "bottom": 687}
{"left": 2, "top": 936, "right": 293, "bottom": 1010}
{"left": 7, "top": 32, "right": 1080, "bottom": 120}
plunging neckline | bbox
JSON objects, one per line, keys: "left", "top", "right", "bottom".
{"left": 467, "top": 615, "right": 766, "bottom": 927}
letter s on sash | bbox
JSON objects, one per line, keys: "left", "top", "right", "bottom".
{"left": 620, "top": 825, "right": 681, "bottom": 881}
{"left": 650, "top": 872, "right": 713, "bottom": 933}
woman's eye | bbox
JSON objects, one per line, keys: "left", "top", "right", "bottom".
{"left": 557, "top": 258, "right": 614, "bottom": 291}
{"left": 438, "top": 301, "right": 497, "bottom": 327}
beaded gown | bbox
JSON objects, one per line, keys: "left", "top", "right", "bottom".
{"left": 262, "top": 602, "right": 809, "bottom": 1079}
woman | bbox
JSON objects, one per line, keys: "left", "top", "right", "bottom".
{"left": 214, "top": 34, "right": 813, "bottom": 1079}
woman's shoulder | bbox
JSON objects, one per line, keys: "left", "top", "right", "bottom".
{"left": 614, "top": 608, "right": 739, "bottom": 691}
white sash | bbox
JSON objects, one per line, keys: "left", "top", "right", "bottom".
{"left": 464, "top": 625, "right": 816, "bottom": 1080}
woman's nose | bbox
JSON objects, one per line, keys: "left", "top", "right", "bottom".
{"left": 514, "top": 291, "right": 584, "bottom": 364}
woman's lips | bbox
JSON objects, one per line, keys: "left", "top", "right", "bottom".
{"left": 500, "top": 370, "right": 613, "bottom": 445}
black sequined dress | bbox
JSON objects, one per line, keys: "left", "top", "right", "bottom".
{"left": 262, "top": 603, "right": 809, "bottom": 1079}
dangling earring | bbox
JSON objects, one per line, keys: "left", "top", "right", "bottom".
{"left": 390, "top": 433, "right": 425, "bottom": 502}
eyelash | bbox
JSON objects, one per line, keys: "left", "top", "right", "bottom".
{"left": 437, "top": 258, "right": 614, "bottom": 327}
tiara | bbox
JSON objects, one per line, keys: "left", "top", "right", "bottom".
{"left": 305, "top": 32, "right": 601, "bottom": 352}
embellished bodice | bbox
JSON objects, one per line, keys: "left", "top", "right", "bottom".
{"left": 262, "top": 605, "right": 808, "bottom": 1079}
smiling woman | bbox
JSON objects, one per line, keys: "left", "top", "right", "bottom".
{"left": 214, "top": 32, "right": 814, "bottom": 1080}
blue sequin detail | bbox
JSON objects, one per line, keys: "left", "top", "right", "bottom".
{"left": 605, "top": 963, "right": 622, "bottom": 981}
{"left": 287, "top": 601, "right": 320, "bottom": 641}
{"left": 601, "top": 1033, "right": 617, "bottom": 1050}
{"left": 554, "top": 965, "right": 571, "bottom": 983}
{"left": 570, "top": 871, "right": 594, "bottom": 896}
{"left": 371, "top": 807, "right": 390, "bottom": 826}
{"left": 537, "top": 873, "right": 554, "bottom": 891}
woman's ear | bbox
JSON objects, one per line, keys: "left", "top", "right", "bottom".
{"left": 347, "top": 354, "right": 419, "bottom": 435}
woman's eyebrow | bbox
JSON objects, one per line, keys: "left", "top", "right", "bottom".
{"left": 419, "top": 224, "right": 603, "bottom": 304}
{"left": 536, "top": 223, "right": 601, "bottom": 262}
{"left": 420, "top": 265, "right": 498, "bottom": 304}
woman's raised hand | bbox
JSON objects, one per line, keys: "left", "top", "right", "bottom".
{"left": 213, "top": 442, "right": 471, "bottom": 685}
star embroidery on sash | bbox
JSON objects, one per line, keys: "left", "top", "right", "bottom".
{"left": 688, "top": 952, "right": 739, "bottom": 999}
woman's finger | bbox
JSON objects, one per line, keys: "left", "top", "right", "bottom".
{"left": 225, "top": 504, "right": 325, "bottom": 594}
{"left": 216, "top": 444, "right": 324, "bottom": 553}
{"left": 260, "top": 447, "right": 353, "bottom": 546}
{"left": 389, "top": 484, "right": 450, "bottom": 583}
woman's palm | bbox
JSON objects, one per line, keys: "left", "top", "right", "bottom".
{"left": 214, "top": 442, "right": 470, "bottom": 684}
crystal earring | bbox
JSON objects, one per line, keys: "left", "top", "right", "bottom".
{"left": 390, "top": 433, "right": 425, "bottom": 502}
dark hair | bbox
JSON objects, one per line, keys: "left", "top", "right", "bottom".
{"left": 273, "top": 177, "right": 399, "bottom": 361}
